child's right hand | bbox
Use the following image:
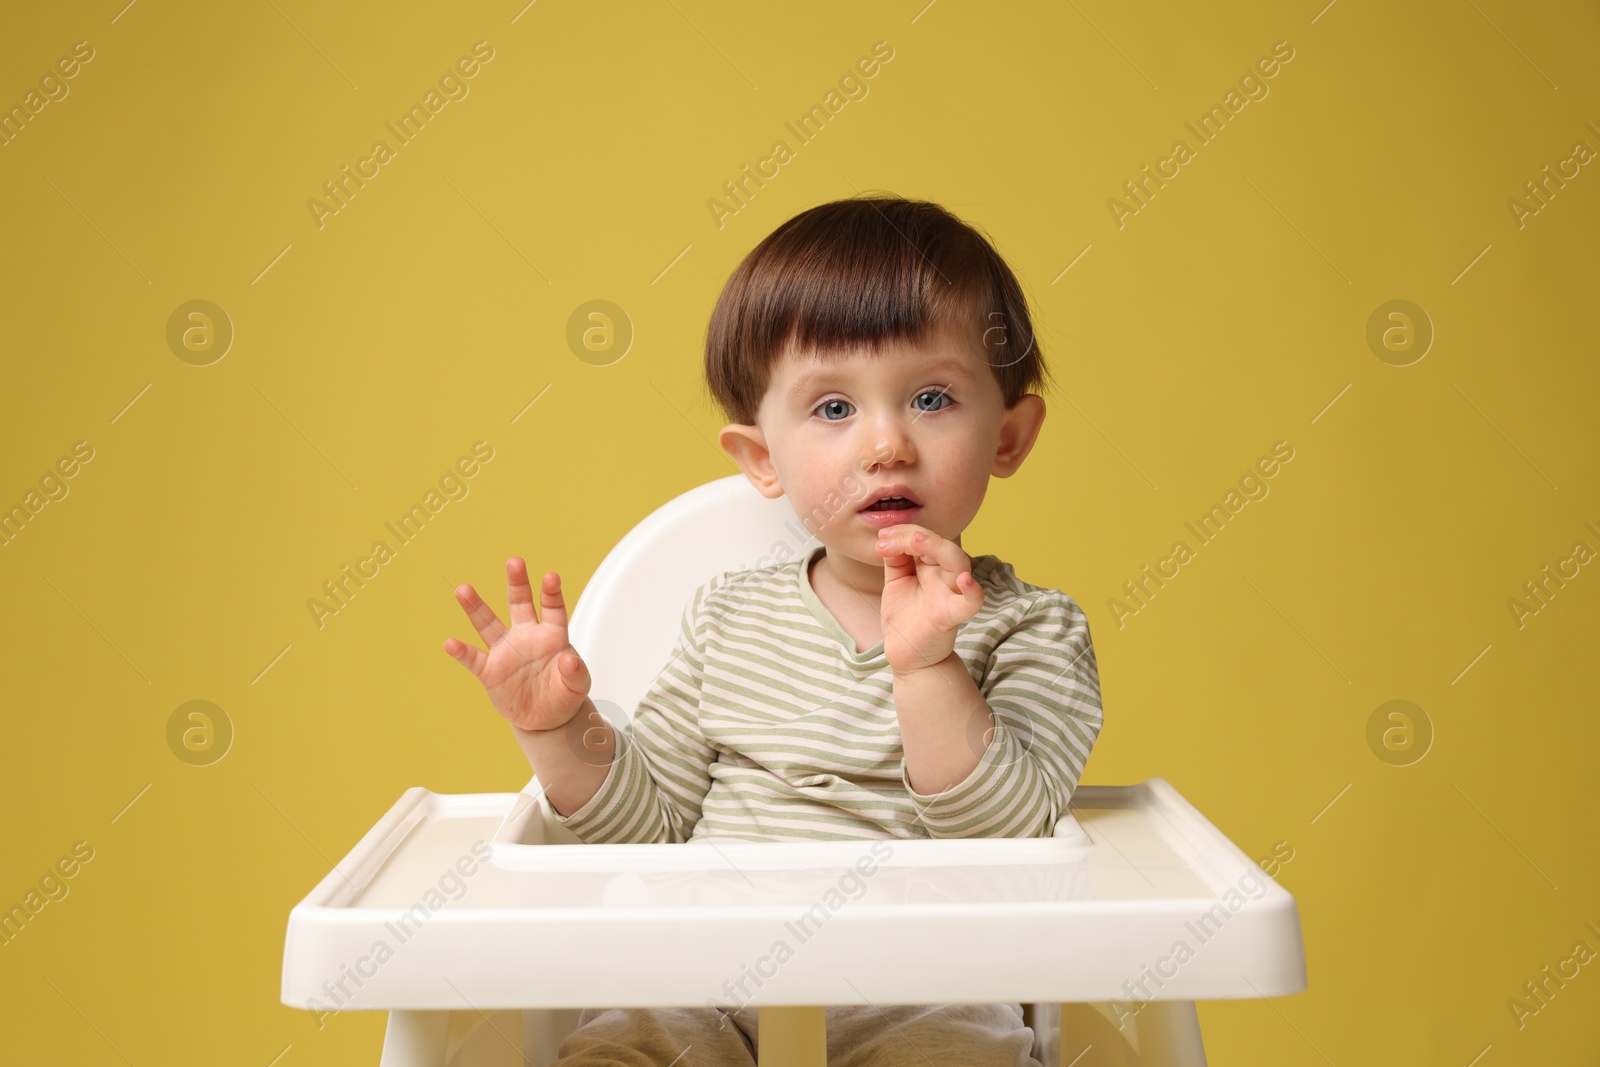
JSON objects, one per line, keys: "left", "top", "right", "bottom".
{"left": 443, "top": 558, "right": 592, "bottom": 734}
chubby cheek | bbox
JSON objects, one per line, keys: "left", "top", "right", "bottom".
{"left": 925, "top": 443, "right": 990, "bottom": 527}
{"left": 787, "top": 469, "right": 825, "bottom": 509}
{"left": 778, "top": 446, "right": 860, "bottom": 530}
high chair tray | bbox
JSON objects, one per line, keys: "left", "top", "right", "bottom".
{"left": 280, "top": 778, "right": 1305, "bottom": 1011}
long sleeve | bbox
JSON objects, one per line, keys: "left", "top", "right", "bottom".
{"left": 901, "top": 590, "right": 1104, "bottom": 838}
{"left": 548, "top": 576, "right": 723, "bottom": 843}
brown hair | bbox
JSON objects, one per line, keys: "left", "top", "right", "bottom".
{"left": 703, "top": 194, "right": 1055, "bottom": 426}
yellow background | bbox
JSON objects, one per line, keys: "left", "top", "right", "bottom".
{"left": 2, "top": 0, "right": 1597, "bottom": 1063}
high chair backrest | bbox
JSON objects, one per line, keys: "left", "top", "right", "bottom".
{"left": 567, "top": 474, "right": 815, "bottom": 723}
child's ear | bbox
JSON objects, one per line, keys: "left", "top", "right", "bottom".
{"left": 992, "top": 394, "right": 1046, "bottom": 477}
{"left": 718, "top": 423, "right": 785, "bottom": 498}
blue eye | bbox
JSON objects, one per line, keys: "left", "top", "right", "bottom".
{"left": 815, "top": 398, "right": 853, "bottom": 421}
{"left": 813, "top": 392, "right": 954, "bottom": 420}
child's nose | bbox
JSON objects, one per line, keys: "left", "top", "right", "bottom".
{"left": 861, "top": 426, "right": 915, "bottom": 471}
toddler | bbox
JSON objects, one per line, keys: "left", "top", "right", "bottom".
{"left": 444, "top": 195, "right": 1104, "bottom": 1066}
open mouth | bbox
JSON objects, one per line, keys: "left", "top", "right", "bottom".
{"left": 864, "top": 497, "right": 918, "bottom": 511}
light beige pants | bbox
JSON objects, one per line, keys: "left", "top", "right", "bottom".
{"left": 550, "top": 1001, "right": 1045, "bottom": 1066}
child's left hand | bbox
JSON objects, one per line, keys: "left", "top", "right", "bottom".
{"left": 875, "top": 524, "right": 984, "bottom": 675}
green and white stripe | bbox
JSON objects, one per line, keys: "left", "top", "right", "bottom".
{"left": 553, "top": 542, "right": 1103, "bottom": 843}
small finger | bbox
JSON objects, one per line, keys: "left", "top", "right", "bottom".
{"left": 454, "top": 583, "right": 508, "bottom": 646}
{"left": 538, "top": 570, "right": 570, "bottom": 631}
{"left": 506, "top": 558, "right": 538, "bottom": 626}
{"left": 902, "top": 531, "right": 969, "bottom": 578}
{"left": 442, "top": 636, "right": 488, "bottom": 677}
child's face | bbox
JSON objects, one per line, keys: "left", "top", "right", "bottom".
{"left": 718, "top": 319, "right": 1045, "bottom": 572}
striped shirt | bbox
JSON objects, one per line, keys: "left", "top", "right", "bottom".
{"left": 551, "top": 541, "right": 1103, "bottom": 843}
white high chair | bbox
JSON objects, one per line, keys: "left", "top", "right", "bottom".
{"left": 280, "top": 474, "right": 1307, "bottom": 1066}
